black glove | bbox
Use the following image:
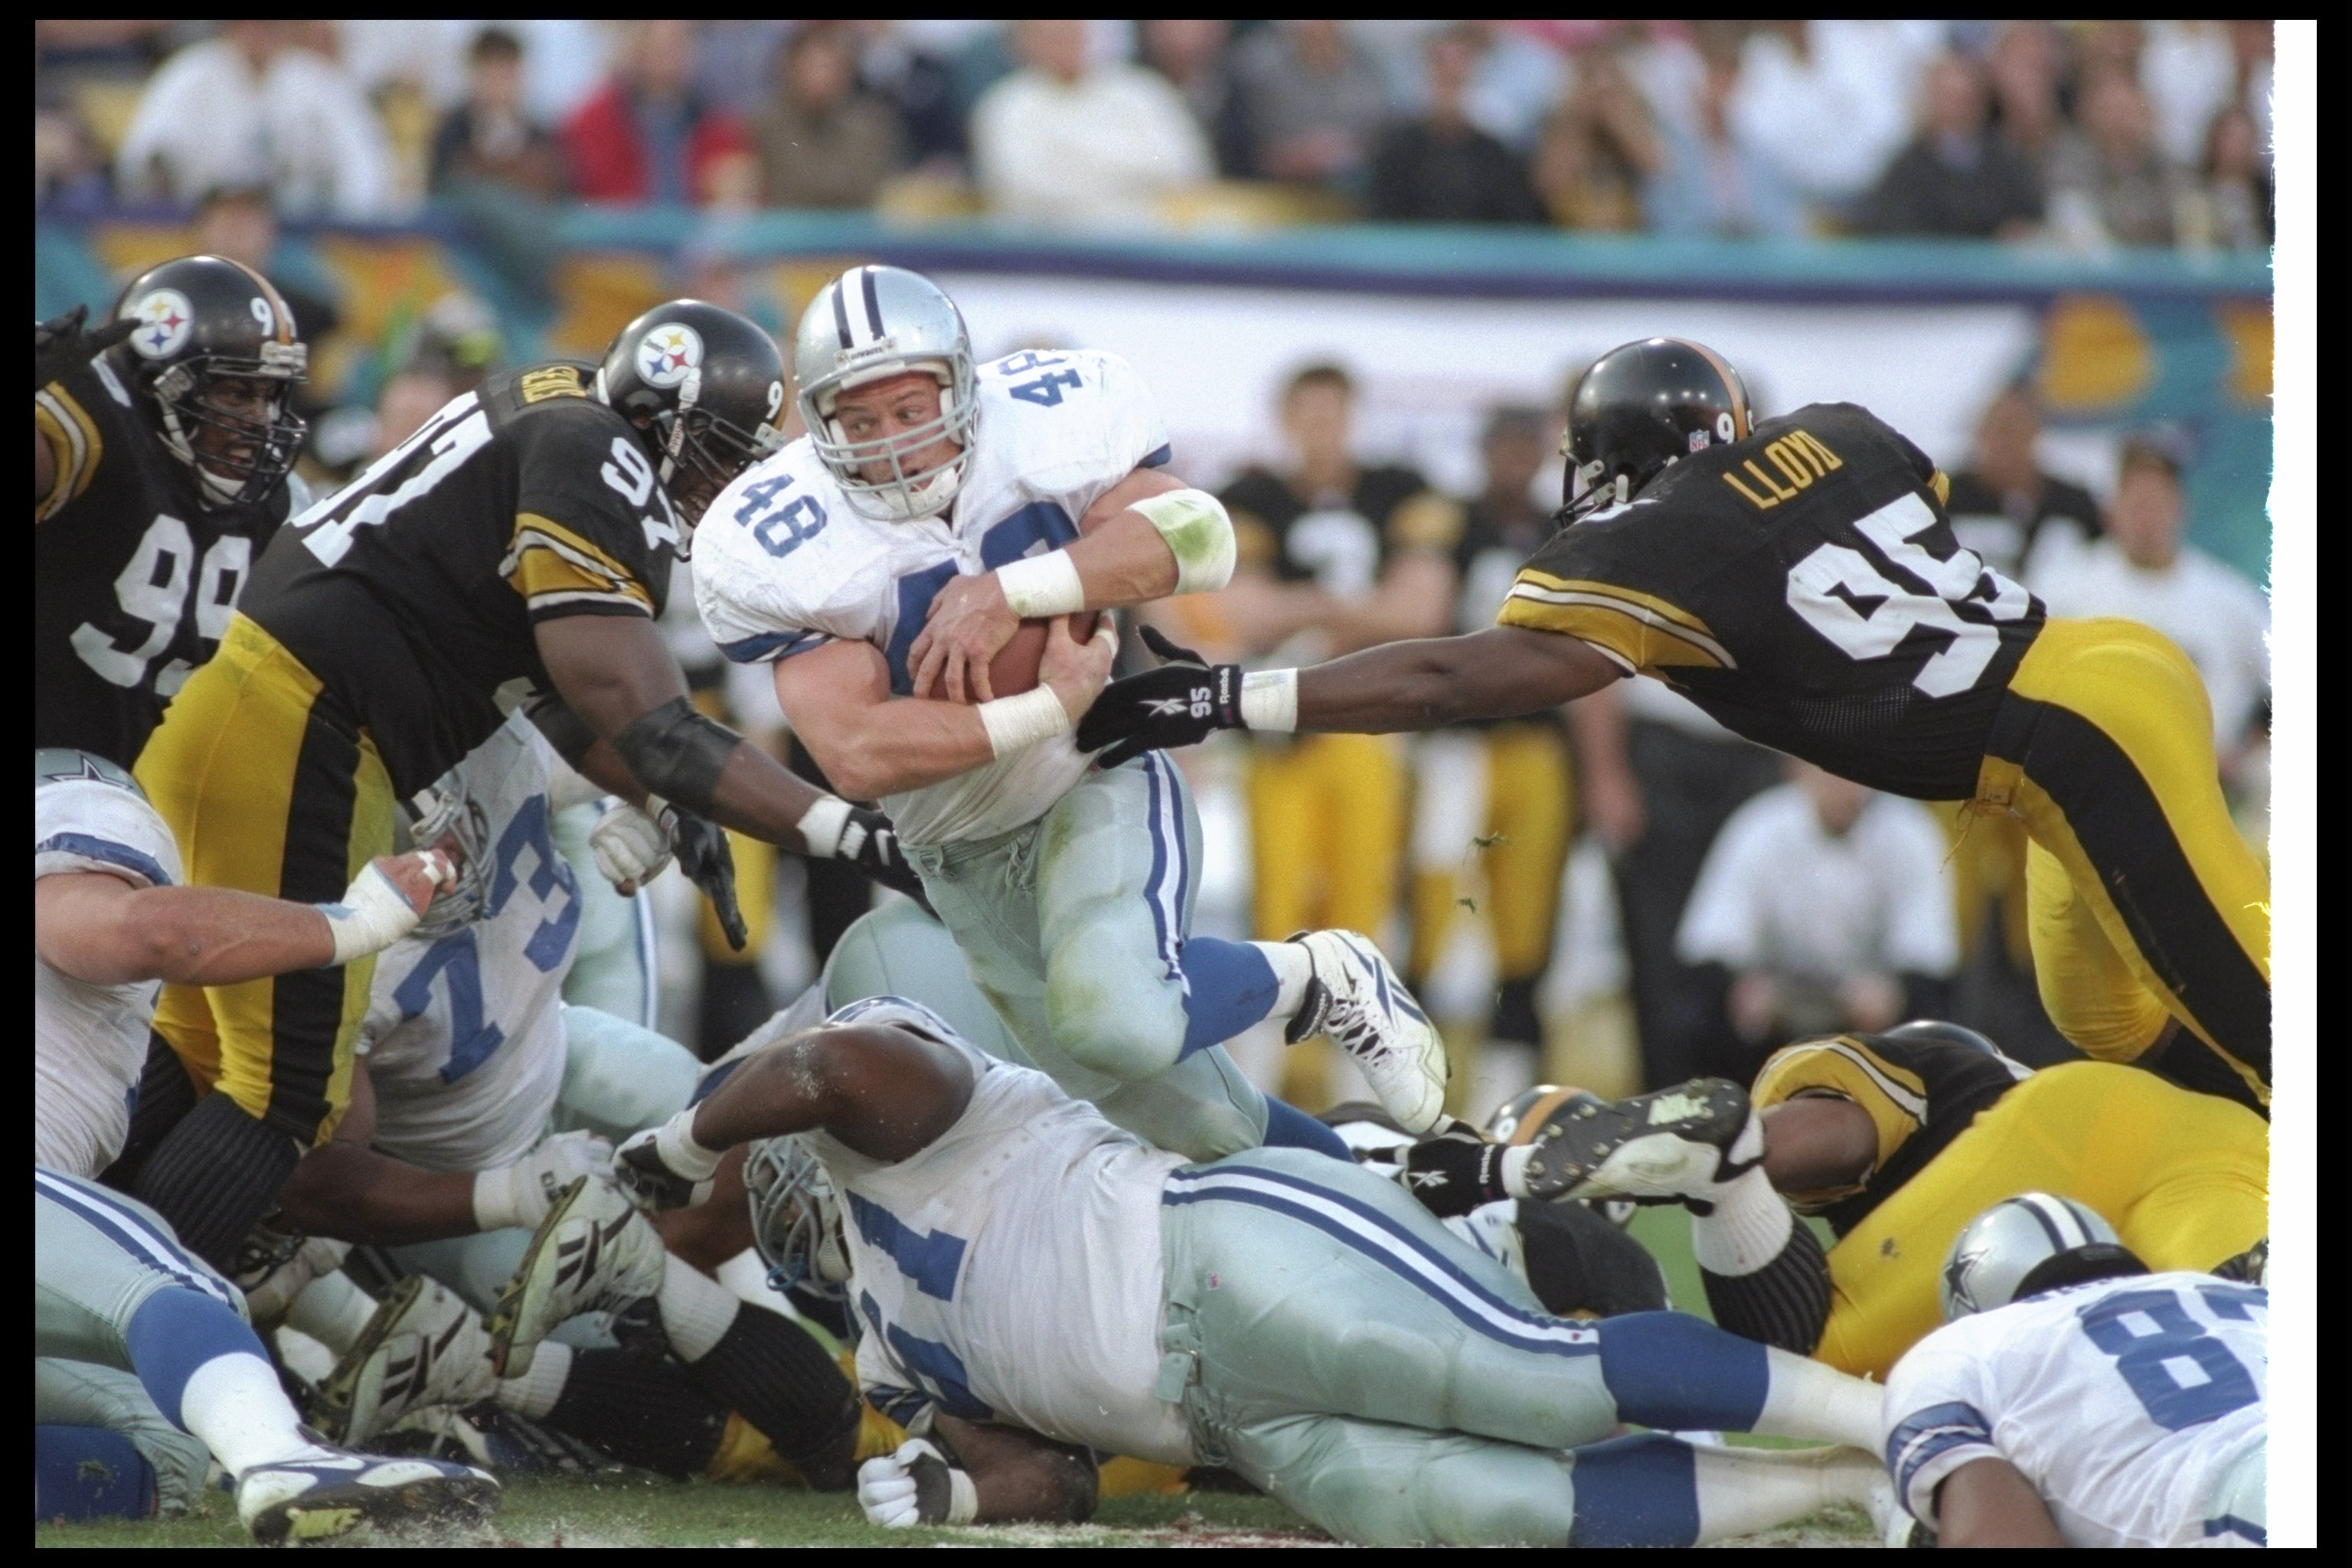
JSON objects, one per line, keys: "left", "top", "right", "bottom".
{"left": 1393, "top": 1118, "right": 1514, "bottom": 1219}
{"left": 37, "top": 305, "right": 135, "bottom": 393}
{"left": 1073, "top": 626, "right": 1246, "bottom": 769}
{"left": 668, "top": 805, "right": 746, "bottom": 950}
{"left": 840, "top": 805, "right": 935, "bottom": 913}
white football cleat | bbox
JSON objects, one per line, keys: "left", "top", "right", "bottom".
{"left": 1286, "top": 930, "right": 1449, "bottom": 1133}
{"left": 488, "top": 1176, "right": 665, "bottom": 1379}
{"left": 1518, "top": 1077, "right": 1762, "bottom": 1205}
{"left": 235, "top": 1447, "right": 497, "bottom": 1544}
{"left": 318, "top": 1276, "right": 497, "bottom": 1446}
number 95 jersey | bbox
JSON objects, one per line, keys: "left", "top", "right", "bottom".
{"left": 1499, "top": 403, "right": 2045, "bottom": 800}
{"left": 695, "top": 349, "right": 1170, "bottom": 845}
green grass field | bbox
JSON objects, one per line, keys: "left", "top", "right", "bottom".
{"left": 38, "top": 1204, "right": 1873, "bottom": 1547}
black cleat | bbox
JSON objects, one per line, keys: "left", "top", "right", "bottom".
{"left": 1518, "top": 1077, "right": 1760, "bottom": 1204}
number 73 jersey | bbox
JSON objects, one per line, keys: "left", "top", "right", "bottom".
{"left": 1499, "top": 402, "right": 2043, "bottom": 800}
{"left": 237, "top": 362, "right": 681, "bottom": 798}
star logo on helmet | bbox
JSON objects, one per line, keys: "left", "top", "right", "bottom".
{"left": 636, "top": 323, "right": 704, "bottom": 390}
{"left": 129, "top": 289, "right": 195, "bottom": 360}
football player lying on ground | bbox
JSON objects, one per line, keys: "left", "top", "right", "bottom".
{"left": 1389, "top": 1021, "right": 2266, "bottom": 1380}
{"left": 34, "top": 748, "right": 492, "bottom": 1540}
{"left": 694, "top": 264, "right": 1445, "bottom": 1161}
{"left": 1883, "top": 1194, "right": 2266, "bottom": 1548}
{"left": 1079, "top": 338, "right": 2270, "bottom": 1119}
{"left": 589, "top": 997, "right": 1896, "bottom": 1547}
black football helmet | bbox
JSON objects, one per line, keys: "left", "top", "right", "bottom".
{"left": 1880, "top": 1019, "right": 2004, "bottom": 1058}
{"left": 107, "top": 254, "right": 309, "bottom": 508}
{"left": 1561, "top": 337, "right": 1753, "bottom": 521}
{"left": 596, "top": 300, "right": 788, "bottom": 534}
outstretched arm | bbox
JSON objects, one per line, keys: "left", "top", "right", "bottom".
{"left": 1933, "top": 1457, "right": 2067, "bottom": 1547}
{"left": 858, "top": 1416, "right": 1098, "bottom": 1528}
{"left": 686, "top": 1023, "right": 976, "bottom": 1162}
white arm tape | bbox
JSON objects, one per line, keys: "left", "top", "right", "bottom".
{"left": 997, "top": 549, "right": 1087, "bottom": 619}
{"left": 795, "top": 795, "right": 853, "bottom": 858}
{"left": 946, "top": 1466, "right": 979, "bottom": 1526}
{"left": 1240, "top": 668, "right": 1298, "bottom": 733}
{"left": 978, "top": 685, "right": 1073, "bottom": 759}
{"left": 1129, "top": 488, "right": 1235, "bottom": 596}
{"left": 655, "top": 1107, "right": 725, "bottom": 1182}
{"left": 319, "top": 858, "right": 439, "bottom": 965}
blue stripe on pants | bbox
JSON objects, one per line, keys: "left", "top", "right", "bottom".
{"left": 33, "top": 1169, "right": 237, "bottom": 1308}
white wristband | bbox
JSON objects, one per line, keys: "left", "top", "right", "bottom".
{"left": 1240, "top": 668, "right": 1298, "bottom": 733}
{"left": 946, "top": 1466, "right": 979, "bottom": 1526}
{"left": 977, "top": 685, "right": 1073, "bottom": 759}
{"left": 319, "top": 860, "right": 434, "bottom": 964}
{"left": 996, "top": 550, "right": 1086, "bottom": 619}
{"left": 654, "top": 1108, "right": 724, "bottom": 1182}
{"left": 1498, "top": 1145, "right": 1537, "bottom": 1201}
{"left": 796, "top": 795, "right": 853, "bottom": 858}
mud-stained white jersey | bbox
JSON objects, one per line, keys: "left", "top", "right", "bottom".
{"left": 35, "top": 773, "right": 185, "bottom": 1178}
{"left": 696, "top": 349, "right": 1171, "bottom": 846}
{"left": 1883, "top": 1272, "right": 2267, "bottom": 1548}
{"left": 805, "top": 996, "right": 1194, "bottom": 1464}
{"left": 361, "top": 717, "right": 577, "bottom": 1171}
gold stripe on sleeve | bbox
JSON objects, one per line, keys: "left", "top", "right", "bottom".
{"left": 1753, "top": 1036, "right": 1931, "bottom": 1192}
{"left": 1498, "top": 579, "right": 1732, "bottom": 670}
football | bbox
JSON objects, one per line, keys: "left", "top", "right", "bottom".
{"left": 916, "top": 612, "right": 1099, "bottom": 702}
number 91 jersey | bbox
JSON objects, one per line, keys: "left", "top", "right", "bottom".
{"left": 694, "top": 349, "right": 1170, "bottom": 845}
{"left": 36, "top": 354, "right": 291, "bottom": 766}
{"left": 358, "top": 717, "right": 578, "bottom": 1172}
{"left": 1499, "top": 402, "right": 2045, "bottom": 800}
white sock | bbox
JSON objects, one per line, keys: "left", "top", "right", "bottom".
{"left": 1252, "top": 940, "right": 1314, "bottom": 1019}
{"left": 656, "top": 1253, "right": 742, "bottom": 1364}
{"left": 1690, "top": 1168, "right": 1795, "bottom": 1276}
{"left": 1754, "top": 1346, "right": 1886, "bottom": 1450}
{"left": 282, "top": 1271, "right": 377, "bottom": 1356}
{"left": 496, "top": 1339, "right": 573, "bottom": 1420}
{"left": 1690, "top": 1444, "right": 1883, "bottom": 1544}
{"left": 180, "top": 1352, "right": 335, "bottom": 1474}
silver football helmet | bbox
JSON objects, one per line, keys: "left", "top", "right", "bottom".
{"left": 1940, "top": 1192, "right": 2134, "bottom": 1321}
{"left": 744, "top": 1135, "right": 851, "bottom": 1302}
{"left": 793, "top": 265, "right": 977, "bottom": 523}
{"left": 400, "top": 782, "right": 493, "bottom": 939}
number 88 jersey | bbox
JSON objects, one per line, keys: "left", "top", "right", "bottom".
{"left": 36, "top": 354, "right": 292, "bottom": 766}
{"left": 1498, "top": 401, "right": 2044, "bottom": 801}
{"left": 237, "top": 363, "right": 681, "bottom": 798}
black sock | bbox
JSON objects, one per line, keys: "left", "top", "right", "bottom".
{"left": 1490, "top": 977, "right": 1544, "bottom": 1050}
{"left": 545, "top": 1349, "right": 729, "bottom": 1479}
{"left": 681, "top": 1309, "right": 861, "bottom": 1481}
{"left": 128, "top": 1093, "right": 302, "bottom": 1269}
{"left": 1700, "top": 1220, "right": 1831, "bottom": 1355}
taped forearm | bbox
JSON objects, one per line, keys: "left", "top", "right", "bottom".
{"left": 612, "top": 697, "right": 741, "bottom": 818}
{"left": 1129, "top": 488, "right": 1233, "bottom": 595}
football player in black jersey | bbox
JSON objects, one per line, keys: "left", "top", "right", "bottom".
{"left": 1083, "top": 338, "right": 2269, "bottom": 1116}
{"left": 127, "top": 300, "right": 926, "bottom": 1268}
{"left": 36, "top": 255, "right": 309, "bottom": 766}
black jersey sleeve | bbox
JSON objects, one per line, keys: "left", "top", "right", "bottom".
{"left": 34, "top": 359, "right": 142, "bottom": 524}
{"left": 500, "top": 397, "right": 669, "bottom": 623}
{"left": 1495, "top": 506, "right": 1736, "bottom": 675}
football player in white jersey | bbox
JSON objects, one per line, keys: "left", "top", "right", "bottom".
{"left": 33, "top": 748, "right": 495, "bottom": 1540}
{"left": 595, "top": 996, "right": 1897, "bottom": 1546}
{"left": 1882, "top": 1193, "right": 2266, "bottom": 1548}
{"left": 693, "top": 264, "right": 1445, "bottom": 1160}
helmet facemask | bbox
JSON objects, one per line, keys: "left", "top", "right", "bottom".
{"left": 744, "top": 1135, "right": 851, "bottom": 1302}
{"left": 804, "top": 355, "right": 978, "bottom": 524}
{"left": 648, "top": 364, "right": 786, "bottom": 545}
{"left": 150, "top": 341, "right": 309, "bottom": 508}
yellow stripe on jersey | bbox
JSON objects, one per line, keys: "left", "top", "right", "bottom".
{"left": 1752, "top": 1036, "right": 1931, "bottom": 1210}
{"left": 1497, "top": 572, "right": 1733, "bottom": 671}
{"left": 501, "top": 512, "right": 653, "bottom": 616}
{"left": 34, "top": 384, "right": 104, "bottom": 521}
{"left": 1929, "top": 469, "right": 1952, "bottom": 507}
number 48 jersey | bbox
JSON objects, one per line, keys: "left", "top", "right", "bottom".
{"left": 1500, "top": 402, "right": 2044, "bottom": 800}
{"left": 237, "top": 363, "right": 682, "bottom": 798}
{"left": 35, "top": 354, "right": 292, "bottom": 766}
{"left": 1883, "top": 1272, "right": 2266, "bottom": 1547}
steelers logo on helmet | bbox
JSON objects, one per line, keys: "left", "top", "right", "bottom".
{"left": 129, "top": 289, "right": 197, "bottom": 361}
{"left": 635, "top": 322, "right": 704, "bottom": 390}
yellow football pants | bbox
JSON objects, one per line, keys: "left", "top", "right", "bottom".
{"left": 1815, "top": 1060, "right": 2268, "bottom": 1379}
{"left": 1407, "top": 723, "right": 1575, "bottom": 985}
{"left": 1975, "top": 617, "right": 2271, "bottom": 1109}
{"left": 1249, "top": 733, "right": 1406, "bottom": 1109}
{"left": 134, "top": 614, "right": 395, "bottom": 1145}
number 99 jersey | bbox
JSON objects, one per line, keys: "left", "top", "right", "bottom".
{"left": 1883, "top": 1272, "right": 2266, "bottom": 1547}
{"left": 237, "top": 363, "right": 681, "bottom": 798}
{"left": 1498, "top": 402, "right": 2044, "bottom": 801}
{"left": 36, "top": 354, "right": 292, "bottom": 766}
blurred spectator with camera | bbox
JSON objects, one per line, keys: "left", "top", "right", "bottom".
{"left": 564, "top": 20, "right": 751, "bottom": 207}
{"left": 1230, "top": 21, "right": 1393, "bottom": 190}
{"left": 1369, "top": 26, "right": 1545, "bottom": 224}
{"left": 751, "top": 24, "right": 903, "bottom": 210}
{"left": 2047, "top": 67, "right": 2186, "bottom": 248}
{"left": 1677, "top": 761, "right": 1958, "bottom": 1070}
{"left": 430, "top": 27, "right": 568, "bottom": 201}
{"left": 1942, "top": 384, "right": 2104, "bottom": 587}
{"left": 1641, "top": 21, "right": 1805, "bottom": 240}
{"left": 1858, "top": 53, "right": 2043, "bottom": 240}
{"left": 1530, "top": 41, "right": 1658, "bottom": 231}
{"left": 2034, "top": 436, "right": 2269, "bottom": 780}
{"left": 116, "top": 20, "right": 402, "bottom": 218}
{"left": 971, "top": 18, "right": 1210, "bottom": 228}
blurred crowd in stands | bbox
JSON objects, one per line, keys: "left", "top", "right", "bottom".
{"left": 40, "top": 19, "right": 2274, "bottom": 250}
